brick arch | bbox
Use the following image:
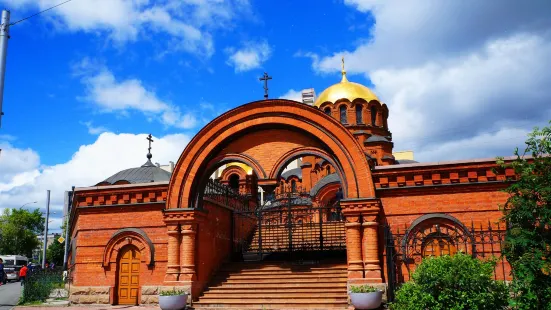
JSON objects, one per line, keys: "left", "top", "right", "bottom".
{"left": 208, "top": 153, "right": 267, "bottom": 179}
{"left": 269, "top": 147, "right": 348, "bottom": 194}
{"left": 168, "top": 99, "right": 375, "bottom": 209}
{"left": 401, "top": 213, "right": 475, "bottom": 261}
{"left": 220, "top": 165, "right": 247, "bottom": 182}
{"left": 103, "top": 228, "right": 154, "bottom": 267}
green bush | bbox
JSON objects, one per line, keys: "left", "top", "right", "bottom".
{"left": 350, "top": 284, "right": 380, "bottom": 293}
{"left": 19, "top": 271, "right": 64, "bottom": 304}
{"left": 390, "top": 253, "right": 509, "bottom": 310}
{"left": 160, "top": 289, "right": 187, "bottom": 296}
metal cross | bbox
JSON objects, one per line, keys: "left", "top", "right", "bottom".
{"left": 146, "top": 134, "right": 154, "bottom": 155}
{"left": 259, "top": 72, "right": 272, "bottom": 99}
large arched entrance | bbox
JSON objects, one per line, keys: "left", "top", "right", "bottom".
{"left": 116, "top": 245, "right": 140, "bottom": 305}
{"left": 164, "top": 99, "right": 383, "bottom": 288}
{"left": 168, "top": 99, "right": 376, "bottom": 210}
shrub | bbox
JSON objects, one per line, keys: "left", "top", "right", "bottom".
{"left": 350, "top": 284, "right": 380, "bottom": 293}
{"left": 160, "top": 289, "right": 187, "bottom": 296}
{"left": 498, "top": 122, "right": 551, "bottom": 310}
{"left": 390, "top": 253, "right": 509, "bottom": 310}
{"left": 19, "top": 271, "right": 64, "bottom": 304}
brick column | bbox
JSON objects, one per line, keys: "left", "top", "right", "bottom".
{"left": 179, "top": 223, "right": 197, "bottom": 281}
{"left": 341, "top": 198, "right": 383, "bottom": 284}
{"left": 362, "top": 214, "right": 382, "bottom": 282}
{"left": 164, "top": 223, "right": 180, "bottom": 282}
{"left": 344, "top": 214, "right": 364, "bottom": 278}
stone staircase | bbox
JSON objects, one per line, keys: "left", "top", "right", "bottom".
{"left": 193, "top": 261, "right": 349, "bottom": 309}
{"left": 247, "top": 222, "right": 346, "bottom": 252}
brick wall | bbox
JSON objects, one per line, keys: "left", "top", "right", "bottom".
{"left": 379, "top": 184, "right": 512, "bottom": 282}
{"left": 71, "top": 204, "right": 167, "bottom": 288}
{"left": 193, "top": 200, "right": 256, "bottom": 298}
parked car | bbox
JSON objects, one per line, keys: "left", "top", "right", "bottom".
{"left": 0, "top": 255, "right": 29, "bottom": 282}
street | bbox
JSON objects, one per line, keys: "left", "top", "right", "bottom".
{"left": 0, "top": 281, "right": 21, "bottom": 310}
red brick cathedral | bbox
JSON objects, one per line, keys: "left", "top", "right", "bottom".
{"left": 68, "top": 64, "right": 514, "bottom": 308}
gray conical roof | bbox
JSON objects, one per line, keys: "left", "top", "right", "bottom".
{"left": 98, "top": 159, "right": 171, "bottom": 185}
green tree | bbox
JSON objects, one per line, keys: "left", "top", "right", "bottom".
{"left": 46, "top": 236, "right": 64, "bottom": 266}
{"left": 499, "top": 121, "right": 551, "bottom": 309}
{"left": 391, "top": 253, "right": 509, "bottom": 310}
{"left": 0, "top": 208, "right": 44, "bottom": 258}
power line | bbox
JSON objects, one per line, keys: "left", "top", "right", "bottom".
{"left": 9, "top": 0, "right": 77, "bottom": 27}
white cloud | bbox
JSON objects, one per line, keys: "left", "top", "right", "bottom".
{"left": 305, "top": 1, "right": 551, "bottom": 162}
{"left": 3, "top": 0, "right": 252, "bottom": 57}
{"left": 279, "top": 89, "right": 303, "bottom": 102}
{"left": 0, "top": 132, "right": 191, "bottom": 231}
{"left": 81, "top": 121, "right": 109, "bottom": 135}
{"left": 76, "top": 59, "right": 197, "bottom": 129}
{"left": 226, "top": 41, "right": 272, "bottom": 72}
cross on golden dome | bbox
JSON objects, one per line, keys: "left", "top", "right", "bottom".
{"left": 313, "top": 56, "right": 379, "bottom": 107}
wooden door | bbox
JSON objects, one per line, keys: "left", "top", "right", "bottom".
{"left": 423, "top": 238, "right": 457, "bottom": 257}
{"left": 117, "top": 246, "right": 140, "bottom": 305}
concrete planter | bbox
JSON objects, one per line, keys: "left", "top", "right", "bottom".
{"left": 350, "top": 291, "right": 383, "bottom": 309}
{"left": 159, "top": 294, "right": 188, "bottom": 310}
{"left": 49, "top": 288, "right": 69, "bottom": 298}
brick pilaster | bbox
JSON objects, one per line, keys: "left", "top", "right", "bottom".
{"left": 179, "top": 223, "right": 197, "bottom": 281}
{"left": 164, "top": 223, "right": 180, "bottom": 282}
{"left": 341, "top": 198, "right": 383, "bottom": 284}
{"left": 344, "top": 214, "right": 364, "bottom": 278}
{"left": 362, "top": 214, "right": 382, "bottom": 282}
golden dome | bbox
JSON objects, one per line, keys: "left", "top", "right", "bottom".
{"left": 314, "top": 58, "right": 380, "bottom": 107}
{"left": 225, "top": 162, "right": 253, "bottom": 175}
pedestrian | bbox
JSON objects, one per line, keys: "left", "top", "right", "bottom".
{"left": 19, "top": 264, "right": 28, "bottom": 286}
{"left": 0, "top": 258, "right": 4, "bottom": 286}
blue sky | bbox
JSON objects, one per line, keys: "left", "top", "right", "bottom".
{"left": 1, "top": 0, "right": 551, "bottom": 231}
{"left": 3, "top": 1, "right": 374, "bottom": 165}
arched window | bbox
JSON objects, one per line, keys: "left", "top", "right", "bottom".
{"left": 339, "top": 105, "right": 347, "bottom": 124}
{"left": 229, "top": 174, "right": 239, "bottom": 192}
{"left": 356, "top": 105, "right": 363, "bottom": 124}
{"left": 324, "top": 107, "right": 331, "bottom": 115}
{"left": 326, "top": 166, "right": 331, "bottom": 175}
{"left": 370, "top": 106, "right": 377, "bottom": 126}
{"left": 291, "top": 180, "right": 297, "bottom": 192}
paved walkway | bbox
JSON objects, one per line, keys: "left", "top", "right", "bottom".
{"left": 0, "top": 282, "right": 23, "bottom": 310}
{"left": 15, "top": 306, "right": 161, "bottom": 310}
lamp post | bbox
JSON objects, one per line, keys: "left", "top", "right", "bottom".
{"left": 20, "top": 201, "right": 37, "bottom": 209}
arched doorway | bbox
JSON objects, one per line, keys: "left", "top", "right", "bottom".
{"left": 167, "top": 99, "right": 376, "bottom": 210}
{"left": 228, "top": 174, "right": 240, "bottom": 192}
{"left": 117, "top": 245, "right": 140, "bottom": 305}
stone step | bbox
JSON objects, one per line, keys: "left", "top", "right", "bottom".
{"left": 204, "top": 287, "right": 346, "bottom": 293}
{"left": 215, "top": 273, "right": 346, "bottom": 280}
{"left": 218, "top": 277, "right": 348, "bottom": 284}
{"left": 207, "top": 282, "right": 347, "bottom": 289}
{"left": 216, "top": 269, "right": 347, "bottom": 276}
{"left": 194, "top": 298, "right": 348, "bottom": 304}
{"left": 219, "top": 265, "right": 347, "bottom": 272}
{"left": 193, "top": 305, "right": 349, "bottom": 310}
{"left": 201, "top": 293, "right": 347, "bottom": 299}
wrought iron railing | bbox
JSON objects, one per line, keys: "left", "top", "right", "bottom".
{"left": 21, "top": 270, "right": 64, "bottom": 303}
{"left": 384, "top": 220, "right": 509, "bottom": 302}
{"left": 203, "top": 179, "right": 255, "bottom": 212}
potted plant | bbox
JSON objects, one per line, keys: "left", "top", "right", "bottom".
{"left": 349, "top": 284, "right": 383, "bottom": 309}
{"left": 159, "top": 289, "right": 188, "bottom": 310}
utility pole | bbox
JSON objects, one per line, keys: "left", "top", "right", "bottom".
{"left": 0, "top": 10, "right": 10, "bottom": 128}
{"left": 42, "top": 190, "right": 50, "bottom": 269}
{"left": 63, "top": 187, "right": 74, "bottom": 269}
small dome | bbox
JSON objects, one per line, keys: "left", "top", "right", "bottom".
{"left": 225, "top": 162, "right": 253, "bottom": 175}
{"left": 314, "top": 58, "right": 380, "bottom": 107}
{"left": 98, "top": 160, "right": 171, "bottom": 185}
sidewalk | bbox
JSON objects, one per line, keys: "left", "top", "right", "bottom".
{"left": 14, "top": 306, "right": 161, "bottom": 310}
